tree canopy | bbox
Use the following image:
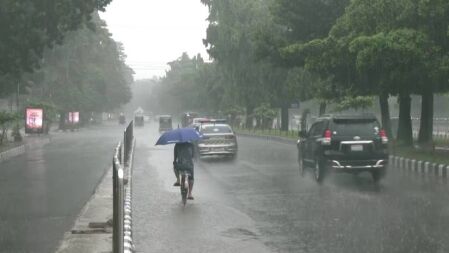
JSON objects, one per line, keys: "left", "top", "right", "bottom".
{"left": 0, "top": 0, "right": 112, "bottom": 76}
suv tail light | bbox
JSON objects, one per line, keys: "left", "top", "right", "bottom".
{"left": 322, "top": 129, "right": 332, "bottom": 145}
{"left": 379, "top": 129, "right": 388, "bottom": 144}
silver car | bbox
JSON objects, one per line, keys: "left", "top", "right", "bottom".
{"left": 197, "top": 123, "right": 238, "bottom": 159}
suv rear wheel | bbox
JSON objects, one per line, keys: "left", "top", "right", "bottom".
{"left": 371, "top": 169, "right": 386, "bottom": 183}
{"left": 298, "top": 153, "right": 305, "bottom": 176}
{"left": 314, "top": 160, "right": 325, "bottom": 183}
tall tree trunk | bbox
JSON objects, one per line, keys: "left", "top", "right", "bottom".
{"left": 397, "top": 93, "right": 413, "bottom": 146}
{"left": 379, "top": 92, "right": 393, "bottom": 139}
{"left": 59, "top": 111, "right": 66, "bottom": 130}
{"left": 245, "top": 105, "right": 254, "bottom": 129}
{"left": 301, "top": 109, "right": 310, "bottom": 131}
{"left": 418, "top": 90, "right": 433, "bottom": 145}
{"left": 319, "top": 102, "right": 327, "bottom": 116}
{"left": 281, "top": 103, "right": 289, "bottom": 131}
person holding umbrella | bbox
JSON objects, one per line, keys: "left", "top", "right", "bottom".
{"left": 173, "top": 142, "right": 195, "bottom": 199}
{"left": 156, "top": 127, "right": 202, "bottom": 200}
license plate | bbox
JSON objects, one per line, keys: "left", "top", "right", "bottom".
{"left": 351, "top": 145, "right": 363, "bottom": 151}
{"left": 214, "top": 147, "right": 225, "bottom": 151}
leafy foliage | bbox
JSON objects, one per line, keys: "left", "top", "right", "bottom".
{"left": 0, "top": 0, "right": 112, "bottom": 76}
{"left": 25, "top": 14, "right": 133, "bottom": 115}
{"left": 0, "top": 111, "right": 20, "bottom": 144}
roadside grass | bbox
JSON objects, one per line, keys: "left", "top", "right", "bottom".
{"left": 392, "top": 144, "right": 449, "bottom": 165}
{"left": 234, "top": 127, "right": 298, "bottom": 140}
{"left": 432, "top": 137, "right": 449, "bottom": 147}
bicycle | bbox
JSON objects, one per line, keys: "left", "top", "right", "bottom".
{"left": 179, "top": 169, "right": 191, "bottom": 206}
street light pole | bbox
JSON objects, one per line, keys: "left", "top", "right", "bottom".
{"left": 16, "top": 80, "right": 19, "bottom": 111}
{"left": 14, "top": 79, "right": 22, "bottom": 141}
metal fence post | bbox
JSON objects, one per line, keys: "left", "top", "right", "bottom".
{"left": 113, "top": 143, "right": 125, "bottom": 253}
{"left": 113, "top": 121, "right": 135, "bottom": 253}
{"left": 112, "top": 156, "right": 117, "bottom": 251}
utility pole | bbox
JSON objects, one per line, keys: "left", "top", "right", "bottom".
{"left": 16, "top": 80, "right": 19, "bottom": 112}
{"left": 14, "top": 79, "right": 22, "bottom": 141}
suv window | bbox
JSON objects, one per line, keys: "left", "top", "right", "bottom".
{"left": 331, "top": 119, "right": 380, "bottom": 136}
{"left": 309, "top": 121, "right": 326, "bottom": 136}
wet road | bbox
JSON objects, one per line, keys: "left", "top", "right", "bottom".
{"left": 133, "top": 124, "right": 449, "bottom": 253}
{"left": 0, "top": 124, "right": 123, "bottom": 253}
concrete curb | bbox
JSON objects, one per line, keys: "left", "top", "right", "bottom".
{"left": 0, "top": 137, "right": 51, "bottom": 163}
{"left": 55, "top": 168, "right": 113, "bottom": 253}
{"left": 238, "top": 132, "right": 449, "bottom": 179}
{"left": 0, "top": 145, "right": 26, "bottom": 162}
{"left": 56, "top": 137, "right": 136, "bottom": 253}
{"left": 389, "top": 155, "right": 448, "bottom": 178}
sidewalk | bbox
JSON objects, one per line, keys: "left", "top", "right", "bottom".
{"left": 0, "top": 134, "right": 51, "bottom": 163}
{"left": 55, "top": 168, "right": 113, "bottom": 253}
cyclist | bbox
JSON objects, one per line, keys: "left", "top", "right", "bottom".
{"left": 173, "top": 142, "right": 195, "bottom": 200}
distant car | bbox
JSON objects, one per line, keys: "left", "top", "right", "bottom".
{"left": 159, "top": 115, "right": 173, "bottom": 133}
{"left": 197, "top": 121, "right": 238, "bottom": 159}
{"left": 118, "top": 114, "right": 126, "bottom": 125}
{"left": 181, "top": 112, "right": 199, "bottom": 127}
{"left": 135, "top": 115, "right": 144, "bottom": 127}
{"left": 189, "top": 117, "right": 209, "bottom": 129}
{"left": 297, "top": 114, "right": 389, "bottom": 183}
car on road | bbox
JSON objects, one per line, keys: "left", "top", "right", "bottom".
{"left": 197, "top": 120, "right": 238, "bottom": 159}
{"left": 135, "top": 114, "right": 144, "bottom": 127}
{"left": 118, "top": 113, "right": 126, "bottom": 125}
{"left": 189, "top": 117, "right": 209, "bottom": 130}
{"left": 181, "top": 112, "right": 199, "bottom": 127}
{"left": 297, "top": 114, "right": 389, "bottom": 183}
{"left": 158, "top": 115, "right": 173, "bottom": 133}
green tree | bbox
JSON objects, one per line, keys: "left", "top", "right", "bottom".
{"left": 202, "top": 0, "right": 289, "bottom": 128}
{"left": 0, "top": 111, "right": 19, "bottom": 145}
{"left": 283, "top": 0, "right": 449, "bottom": 146}
{"left": 24, "top": 14, "right": 133, "bottom": 127}
{"left": 269, "top": 0, "right": 351, "bottom": 115}
{"left": 0, "top": 1, "right": 112, "bottom": 77}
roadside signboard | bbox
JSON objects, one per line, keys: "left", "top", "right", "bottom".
{"left": 68, "top": 112, "right": 80, "bottom": 124}
{"left": 25, "top": 108, "right": 44, "bottom": 134}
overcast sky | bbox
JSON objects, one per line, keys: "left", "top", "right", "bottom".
{"left": 99, "top": 0, "right": 210, "bottom": 80}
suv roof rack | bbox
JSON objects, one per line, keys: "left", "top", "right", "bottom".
{"left": 318, "top": 113, "right": 377, "bottom": 120}
{"left": 198, "top": 119, "right": 227, "bottom": 124}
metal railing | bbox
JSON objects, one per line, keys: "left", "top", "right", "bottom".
{"left": 113, "top": 121, "right": 135, "bottom": 253}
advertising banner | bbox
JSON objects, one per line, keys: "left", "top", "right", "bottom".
{"left": 68, "top": 112, "right": 80, "bottom": 124}
{"left": 25, "top": 108, "right": 44, "bottom": 134}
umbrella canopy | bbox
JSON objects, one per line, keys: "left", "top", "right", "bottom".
{"left": 155, "top": 127, "right": 202, "bottom": 145}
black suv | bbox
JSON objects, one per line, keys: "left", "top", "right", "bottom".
{"left": 297, "top": 114, "right": 389, "bottom": 183}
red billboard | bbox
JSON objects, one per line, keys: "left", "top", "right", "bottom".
{"left": 25, "top": 108, "right": 44, "bottom": 133}
{"left": 68, "top": 112, "right": 80, "bottom": 124}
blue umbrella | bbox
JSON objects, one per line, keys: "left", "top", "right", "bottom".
{"left": 155, "top": 127, "right": 202, "bottom": 145}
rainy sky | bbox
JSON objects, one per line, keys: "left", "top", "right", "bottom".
{"left": 100, "top": 0, "right": 210, "bottom": 79}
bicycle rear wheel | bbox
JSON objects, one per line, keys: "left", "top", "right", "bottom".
{"left": 180, "top": 175, "right": 187, "bottom": 205}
